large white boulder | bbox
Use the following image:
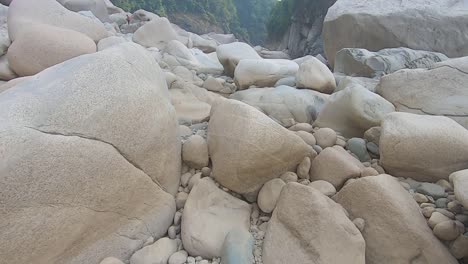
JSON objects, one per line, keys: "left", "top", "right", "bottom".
{"left": 230, "top": 85, "right": 329, "bottom": 127}
{"left": 58, "top": 0, "right": 110, "bottom": 22}
{"left": 7, "top": 24, "right": 96, "bottom": 76}
{"left": 450, "top": 170, "right": 468, "bottom": 209}
{"left": 334, "top": 175, "right": 458, "bottom": 264}
{"left": 263, "top": 183, "right": 365, "bottom": 264}
{"left": 133, "top": 17, "right": 178, "bottom": 49}
{"left": 334, "top": 47, "right": 448, "bottom": 78}
{"left": 208, "top": 99, "right": 311, "bottom": 195}
{"left": 216, "top": 42, "right": 261, "bottom": 77}
{"left": 182, "top": 178, "right": 251, "bottom": 258}
{"left": 0, "top": 43, "right": 179, "bottom": 263}
{"left": 323, "top": 0, "right": 468, "bottom": 67}
{"left": 8, "top": 0, "right": 108, "bottom": 42}
{"left": 234, "top": 59, "right": 298, "bottom": 90}
{"left": 380, "top": 113, "right": 468, "bottom": 182}
{"left": 0, "top": 55, "right": 17, "bottom": 81}
{"left": 296, "top": 57, "right": 336, "bottom": 94}
{"left": 376, "top": 56, "right": 468, "bottom": 129}
{"left": 314, "top": 85, "right": 395, "bottom": 138}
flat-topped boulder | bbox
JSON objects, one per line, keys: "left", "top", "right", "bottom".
{"left": 58, "top": 0, "right": 110, "bottom": 22}
{"left": 380, "top": 112, "right": 468, "bottom": 182}
{"left": 133, "top": 17, "right": 178, "bottom": 49}
{"left": 0, "top": 43, "right": 180, "bottom": 264}
{"left": 216, "top": 42, "right": 261, "bottom": 77}
{"left": 323, "top": 0, "right": 468, "bottom": 67}
{"left": 376, "top": 56, "right": 468, "bottom": 129}
{"left": 234, "top": 59, "right": 298, "bottom": 89}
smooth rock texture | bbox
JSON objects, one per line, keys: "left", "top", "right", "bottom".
{"left": 451, "top": 170, "right": 468, "bottom": 209}
{"left": 133, "top": 17, "right": 178, "bottom": 49}
{"left": 323, "top": 0, "right": 468, "bottom": 67}
{"left": 314, "top": 127, "right": 337, "bottom": 148}
{"left": 216, "top": 42, "right": 261, "bottom": 77}
{"left": 380, "top": 113, "right": 468, "bottom": 182}
{"left": 98, "top": 36, "right": 127, "bottom": 51}
{"left": 58, "top": 0, "right": 110, "bottom": 22}
{"left": 308, "top": 180, "right": 336, "bottom": 196}
{"left": 296, "top": 57, "right": 336, "bottom": 94}
{"left": 0, "top": 55, "right": 17, "bottom": 81}
{"left": 100, "top": 257, "right": 125, "bottom": 264}
{"left": 181, "top": 178, "right": 251, "bottom": 258}
{"left": 130, "top": 238, "right": 178, "bottom": 264}
{"left": 257, "top": 178, "right": 286, "bottom": 213}
{"left": 263, "top": 183, "right": 365, "bottom": 264}
{"left": 0, "top": 43, "right": 178, "bottom": 264}
{"left": 8, "top": 0, "right": 108, "bottom": 42}
{"left": 230, "top": 85, "right": 329, "bottom": 127}
{"left": 314, "top": 85, "right": 395, "bottom": 138}
{"left": 334, "top": 175, "right": 458, "bottom": 264}
{"left": 335, "top": 76, "right": 379, "bottom": 93}
{"left": 8, "top": 24, "right": 96, "bottom": 76}
{"left": 208, "top": 99, "right": 310, "bottom": 195}
{"left": 221, "top": 229, "right": 254, "bottom": 264}
{"left": 182, "top": 135, "right": 209, "bottom": 169}
{"left": 376, "top": 57, "right": 468, "bottom": 129}
{"left": 234, "top": 59, "right": 298, "bottom": 89}
{"left": 335, "top": 47, "right": 448, "bottom": 77}
{"left": 310, "top": 146, "right": 363, "bottom": 189}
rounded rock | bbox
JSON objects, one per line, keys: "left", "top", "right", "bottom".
{"left": 280, "top": 171, "right": 298, "bottom": 183}
{"left": 314, "top": 128, "right": 337, "bottom": 149}
{"left": 296, "top": 157, "right": 311, "bottom": 179}
{"left": 361, "top": 167, "right": 379, "bottom": 177}
{"left": 257, "top": 179, "right": 286, "bottom": 213}
{"left": 182, "top": 135, "right": 209, "bottom": 169}
{"left": 428, "top": 212, "right": 451, "bottom": 229}
{"left": 347, "top": 138, "right": 371, "bottom": 162}
{"left": 168, "top": 250, "right": 188, "bottom": 264}
{"left": 295, "top": 131, "right": 316, "bottom": 146}
{"left": 433, "top": 221, "right": 461, "bottom": 241}
{"left": 308, "top": 180, "right": 337, "bottom": 196}
{"left": 176, "top": 192, "right": 188, "bottom": 210}
{"left": 100, "top": 257, "right": 125, "bottom": 264}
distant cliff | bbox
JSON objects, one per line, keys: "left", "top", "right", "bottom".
{"left": 267, "top": 0, "right": 336, "bottom": 59}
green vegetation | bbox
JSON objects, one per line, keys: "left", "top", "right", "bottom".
{"left": 112, "top": 0, "right": 275, "bottom": 45}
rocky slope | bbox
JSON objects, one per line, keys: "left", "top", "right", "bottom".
{"left": 1, "top": 0, "right": 468, "bottom": 264}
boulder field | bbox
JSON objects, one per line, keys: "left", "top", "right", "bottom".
{"left": 1, "top": 0, "right": 468, "bottom": 264}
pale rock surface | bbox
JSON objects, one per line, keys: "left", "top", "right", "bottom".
{"left": 58, "top": 0, "right": 110, "bottom": 22}
{"left": 323, "top": 0, "right": 468, "bottom": 67}
{"left": 380, "top": 113, "right": 468, "bottom": 182}
{"left": 433, "top": 221, "right": 461, "bottom": 241}
{"left": 208, "top": 99, "right": 310, "bottom": 195}
{"left": 335, "top": 76, "right": 379, "bottom": 93}
{"left": 0, "top": 23, "right": 10, "bottom": 57}
{"left": 334, "top": 175, "right": 458, "bottom": 264}
{"left": 100, "top": 257, "right": 125, "bottom": 264}
{"left": 230, "top": 85, "right": 329, "bottom": 127}
{"left": 0, "top": 55, "right": 17, "bottom": 81}
{"left": 376, "top": 57, "right": 468, "bottom": 129}
{"left": 168, "top": 251, "right": 188, "bottom": 264}
{"left": 257, "top": 178, "right": 286, "bottom": 213}
{"left": 234, "top": 59, "right": 298, "bottom": 89}
{"left": 296, "top": 57, "right": 336, "bottom": 94}
{"left": 449, "top": 234, "right": 468, "bottom": 259}
{"left": 308, "top": 180, "right": 336, "bottom": 196}
{"left": 182, "top": 135, "right": 209, "bottom": 169}
{"left": 0, "top": 76, "right": 31, "bottom": 94}
{"left": 295, "top": 131, "right": 316, "bottom": 146}
{"left": 314, "top": 127, "right": 337, "bottom": 148}
{"left": 130, "top": 238, "right": 178, "bottom": 264}
{"left": 263, "top": 183, "right": 365, "bottom": 264}
{"left": 97, "top": 36, "right": 127, "bottom": 51}
{"left": 133, "top": 17, "right": 178, "bottom": 49}
{"left": 0, "top": 43, "right": 179, "bottom": 263}
{"left": 216, "top": 42, "right": 261, "bottom": 77}
{"left": 8, "top": 0, "right": 108, "bottom": 42}
{"left": 8, "top": 24, "right": 96, "bottom": 76}
{"left": 310, "top": 146, "right": 363, "bottom": 189}
{"left": 181, "top": 178, "right": 251, "bottom": 258}
{"left": 314, "top": 85, "right": 395, "bottom": 138}
{"left": 335, "top": 47, "right": 448, "bottom": 78}
{"left": 450, "top": 170, "right": 468, "bottom": 209}
{"left": 296, "top": 157, "right": 311, "bottom": 179}
{"left": 221, "top": 229, "right": 254, "bottom": 264}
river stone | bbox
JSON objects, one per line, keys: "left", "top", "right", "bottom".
{"left": 216, "top": 42, "right": 261, "bottom": 77}
{"left": 334, "top": 175, "right": 458, "bottom": 264}
{"left": 58, "top": 0, "right": 110, "bottom": 22}
{"left": 314, "top": 128, "right": 337, "bottom": 149}
{"left": 347, "top": 138, "right": 371, "bottom": 162}
{"left": 380, "top": 113, "right": 468, "bottom": 182}
{"left": 0, "top": 43, "right": 179, "bottom": 263}
{"left": 296, "top": 57, "right": 336, "bottom": 94}
{"left": 181, "top": 178, "right": 251, "bottom": 258}
{"left": 133, "top": 17, "right": 178, "bottom": 49}
{"left": 416, "top": 183, "right": 447, "bottom": 200}
{"left": 230, "top": 85, "right": 329, "bottom": 127}
{"left": 257, "top": 178, "right": 286, "bottom": 213}
{"left": 323, "top": 0, "right": 468, "bottom": 67}
{"left": 314, "top": 85, "right": 395, "bottom": 138}
{"left": 450, "top": 170, "right": 468, "bottom": 209}
{"left": 433, "top": 221, "right": 462, "bottom": 241}
{"left": 335, "top": 76, "right": 379, "bottom": 93}
{"left": 8, "top": 0, "right": 108, "bottom": 42}
{"left": 221, "top": 229, "right": 254, "bottom": 264}
{"left": 0, "top": 55, "right": 17, "bottom": 81}
{"left": 234, "top": 59, "right": 298, "bottom": 89}
{"left": 310, "top": 146, "right": 363, "bottom": 189}
{"left": 182, "top": 135, "right": 209, "bottom": 169}
{"left": 130, "top": 238, "right": 178, "bottom": 264}
{"left": 334, "top": 47, "right": 448, "bottom": 78}
{"left": 208, "top": 99, "right": 310, "bottom": 195}
{"left": 308, "top": 180, "right": 336, "bottom": 196}
{"left": 7, "top": 24, "right": 96, "bottom": 76}
{"left": 376, "top": 57, "right": 468, "bottom": 129}
{"left": 263, "top": 183, "right": 365, "bottom": 264}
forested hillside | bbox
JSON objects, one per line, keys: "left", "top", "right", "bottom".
{"left": 112, "top": 0, "right": 275, "bottom": 45}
